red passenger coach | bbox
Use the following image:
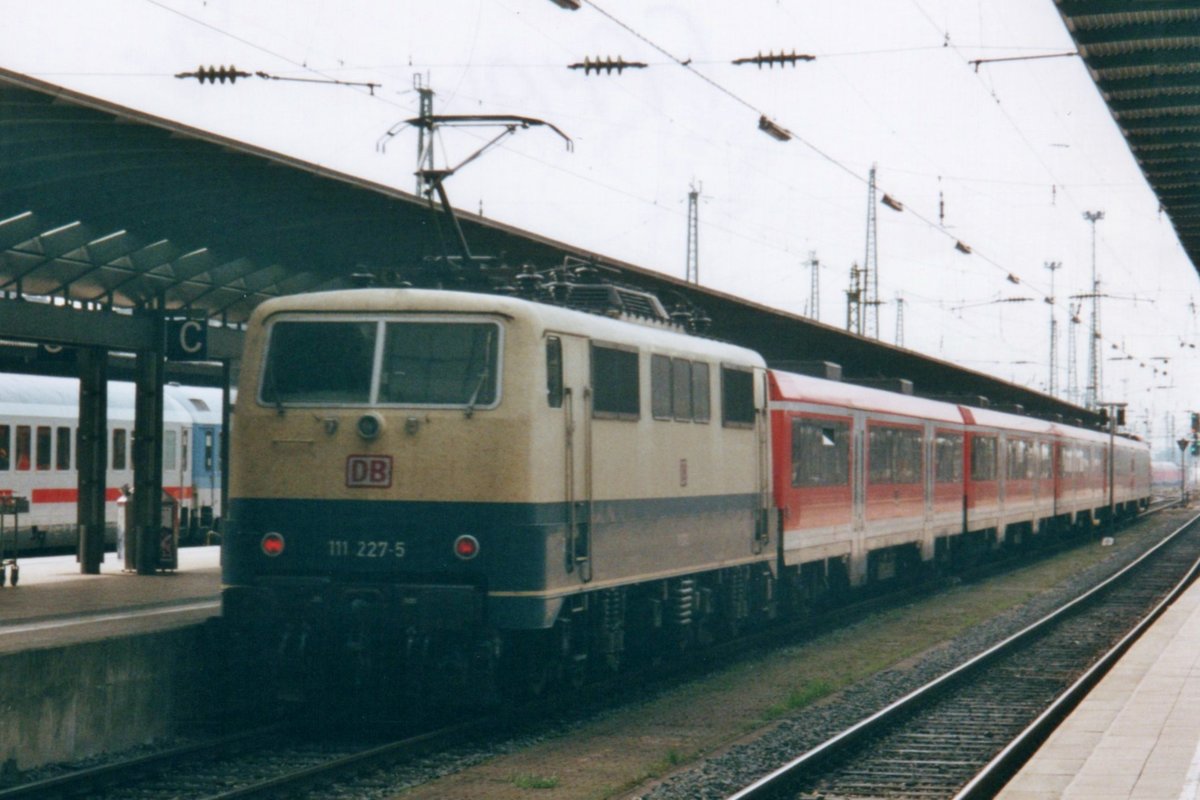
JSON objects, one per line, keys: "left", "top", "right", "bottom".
{"left": 767, "top": 368, "right": 1151, "bottom": 595}
{"left": 768, "top": 370, "right": 969, "bottom": 588}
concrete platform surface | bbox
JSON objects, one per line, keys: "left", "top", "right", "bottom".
{"left": 999, "top": 576, "right": 1200, "bottom": 800}
{"left": 0, "top": 546, "right": 220, "bottom": 653}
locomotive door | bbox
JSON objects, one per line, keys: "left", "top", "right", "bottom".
{"left": 552, "top": 333, "right": 593, "bottom": 582}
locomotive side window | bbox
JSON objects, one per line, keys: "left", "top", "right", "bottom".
{"left": 651, "top": 354, "right": 672, "bottom": 419}
{"left": 113, "top": 429, "right": 127, "bottom": 471}
{"left": 15, "top": 426, "right": 30, "bottom": 471}
{"left": 792, "top": 419, "right": 850, "bottom": 486}
{"left": 868, "top": 426, "right": 922, "bottom": 484}
{"left": 56, "top": 426, "right": 70, "bottom": 470}
{"left": 592, "top": 343, "right": 639, "bottom": 419}
{"left": 380, "top": 322, "right": 498, "bottom": 406}
{"left": 0, "top": 424, "right": 9, "bottom": 470}
{"left": 692, "top": 362, "right": 711, "bottom": 423}
{"left": 262, "top": 320, "right": 376, "bottom": 405}
{"left": 672, "top": 359, "right": 693, "bottom": 421}
{"left": 971, "top": 435, "right": 997, "bottom": 481}
{"left": 721, "top": 366, "right": 755, "bottom": 427}
{"left": 934, "top": 433, "right": 963, "bottom": 482}
{"left": 546, "top": 336, "right": 564, "bottom": 408}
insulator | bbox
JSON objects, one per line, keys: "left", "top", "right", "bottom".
{"left": 177, "top": 64, "right": 252, "bottom": 84}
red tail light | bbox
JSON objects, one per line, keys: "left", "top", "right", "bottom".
{"left": 454, "top": 535, "right": 479, "bottom": 560}
{"left": 261, "top": 532, "right": 285, "bottom": 557}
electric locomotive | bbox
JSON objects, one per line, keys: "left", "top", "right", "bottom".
{"left": 223, "top": 287, "right": 777, "bottom": 700}
{"left": 222, "top": 284, "right": 1153, "bottom": 704}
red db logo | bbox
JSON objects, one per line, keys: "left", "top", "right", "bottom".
{"left": 345, "top": 455, "right": 393, "bottom": 488}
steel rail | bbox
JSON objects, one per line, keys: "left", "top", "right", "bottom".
{"left": 725, "top": 507, "right": 1200, "bottom": 800}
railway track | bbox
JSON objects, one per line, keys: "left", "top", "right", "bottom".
{"left": 0, "top": 715, "right": 484, "bottom": 800}
{"left": 726, "top": 508, "right": 1200, "bottom": 800}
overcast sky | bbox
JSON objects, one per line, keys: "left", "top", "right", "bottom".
{"left": 3, "top": 0, "right": 1197, "bottom": 455}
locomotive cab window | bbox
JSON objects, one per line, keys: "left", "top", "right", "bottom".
{"left": 380, "top": 321, "right": 498, "bottom": 407}
{"left": 721, "top": 366, "right": 755, "bottom": 428}
{"left": 0, "top": 424, "right": 9, "bottom": 470}
{"left": 262, "top": 320, "right": 375, "bottom": 405}
{"left": 592, "top": 343, "right": 639, "bottom": 419}
{"left": 261, "top": 316, "right": 501, "bottom": 409}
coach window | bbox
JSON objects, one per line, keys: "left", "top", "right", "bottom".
{"left": 164, "top": 430, "right": 177, "bottom": 472}
{"left": 1006, "top": 439, "right": 1030, "bottom": 480}
{"left": 971, "top": 436, "right": 997, "bottom": 481}
{"left": 56, "top": 426, "right": 70, "bottom": 470}
{"left": 35, "top": 426, "right": 51, "bottom": 471}
{"left": 592, "top": 343, "right": 640, "bottom": 419}
{"left": 792, "top": 419, "right": 850, "bottom": 486}
{"left": 934, "top": 433, "right": 964, "bottom": 482}
{"left": 546, "top": 336, "right": 563, "bottom": 408}
{"left": 113, "top": 429, "right": 127, "bottom": 471}
{"left": 0, "top": 424, "right": 9, "bottom": 470}
{"left": 651, "top": 354, "right": 672, "bottom": 419}
{"left": 1039, "top": 442, "right": 1053, "bottom": 479}
{"left": 721, "top": 366, "right": 755, "bottom": 428}
{"left": 692, "top": 362, "right": 711, "bottom": 423}
{"left": 15, "top": 426, "right": 30, "bottom": 471}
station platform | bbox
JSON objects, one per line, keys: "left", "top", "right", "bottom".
{"left": 999, "top": 575, "right": 1200, "bottom": 799}
{"left": 0, "top": 545, "right": 221, "bottom": 654}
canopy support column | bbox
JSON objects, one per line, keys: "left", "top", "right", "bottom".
{"left": 76, "top": 347, "right": 107, "bottom": 574}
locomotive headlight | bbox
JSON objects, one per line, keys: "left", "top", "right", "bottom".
{"left": 260, "top": 531, "right": 286, "bottom": 557}
{"left": 356, "top": 412, "right": 384, "bottom": 440}
{"left": 454, "top": 534, "right": 480, "bottom": 560}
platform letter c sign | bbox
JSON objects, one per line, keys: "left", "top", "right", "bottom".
{"left": 166, "top": 319, "right": 208, "bottom": 361}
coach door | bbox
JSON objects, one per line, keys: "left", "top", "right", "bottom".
{"left": 550, "top": 333, "right": 593, "bottom": 583}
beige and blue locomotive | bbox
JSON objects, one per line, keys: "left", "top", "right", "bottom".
{"left": 223, "top": 287, "right": 776, "bottom": 698}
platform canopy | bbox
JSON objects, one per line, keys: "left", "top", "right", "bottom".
{"left": 1056, "top": 0, "right": 1200, "bottom": 273}
{"left": 0, "top": 67, "right": 1105, "bottom": 424}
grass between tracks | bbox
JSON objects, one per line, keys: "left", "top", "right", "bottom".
{"left": 391, "top": 517, "right": 1173, "bottom": 800}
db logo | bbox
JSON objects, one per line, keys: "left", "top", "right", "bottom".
{"left": 345, "top": 455, "right": 393, "bottom": 488}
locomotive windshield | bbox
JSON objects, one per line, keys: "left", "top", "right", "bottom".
{"left": 260, "top": 317, "right": 500, "bottom": 408}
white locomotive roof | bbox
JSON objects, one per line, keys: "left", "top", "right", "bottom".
{"left": 0, "top": 374, "right": 192, "bottom": 424}
{"left": 250, "top": 288, "right": 767, "bottom": 367}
